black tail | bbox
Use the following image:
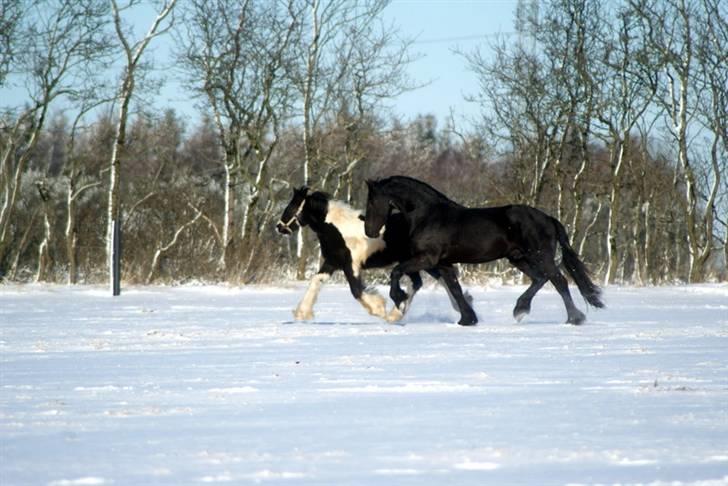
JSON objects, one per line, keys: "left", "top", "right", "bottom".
{"left": 553, "top": 218, "right": 605, "bottom": 309}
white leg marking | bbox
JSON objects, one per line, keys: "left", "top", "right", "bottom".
{"left": 386, "top": 306, "right": 404, "bottom": 322}
{"left": 358, "top": 291, "right": 387, "bottom": 319}
{"left": 294, "top": 273, "right": 329, "bottom": 320}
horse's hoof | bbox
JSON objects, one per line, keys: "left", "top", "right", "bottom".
{"left": 293, "top": 307, "right": 314, "bottom": 321}
{"left": 359, "top": 292, "right": 387, "bottom": 319}
{"left": 386, "top": 306, "right": 404, "bottom": 322}
{"left": 458, "top": 314, "right": 478, "bottom": 326}
{"left": 567, "top": 311, "right": 586, "bottom": 325}
{"left": 513, "top": 307, "right": 529, "bottom": 322}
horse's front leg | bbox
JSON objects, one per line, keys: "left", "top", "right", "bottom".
{"left": 438, "top": 264, "right": 477, "bottom": 326}
{"left": 294, "top": 262, "right": 335, "bottom": 320}
{"left": 343, "top": 265, "right": 387, "bottom": 320}
{"left": 385, "top": 272, "right": 423, "bottom": 322}
{"left": 389, "top": 254, "right": 439, "bottom": 313}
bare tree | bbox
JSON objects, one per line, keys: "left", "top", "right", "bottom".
{"left": 0, "top": 0, "right": 23, "bottom": 86}
{"left": 146, "top": 204, "right": 202, "bottom": 284}
{"left": 634, "top": 0, "right": 726, "bottom": 282}
{"left": 692, "top": 0, "right": 727, "bottom": 280}
{"left": 106, "top": 0, "right": 177, "bottom": 294}
{"left": 291, "top": 0, "right": 390, "bottom": 279}
{"left": 329, "top": 14, "right": 417, "bottom": 201}
{"left": 465, "top": 38, "right": 550, "bottom": 206}
{"left": 0, "top": 0, "right": 109, "bottom": 278}
{"left": 596, "top": 3, "right": 658, "bottom": 284}
{"left": 178, "top": 0, "right": 300, "bottom": 278}
{"left": 64, "top": 101, "right": 107, "bottom": 284}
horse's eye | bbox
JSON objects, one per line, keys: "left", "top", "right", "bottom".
{"left": 358, "top": 215, "right": 365, "bottom": 221}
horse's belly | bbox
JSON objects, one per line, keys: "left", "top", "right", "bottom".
{"left": 442, "top": 238, "right": 508, "bottom": 264}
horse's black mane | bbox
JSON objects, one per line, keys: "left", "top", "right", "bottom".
{"left": 303, "top": 190, "right": 332, "bottom": 222}
{"left": 376, "top": 176, "right": 461, "bottom": 207}
{"left": 310, "top": 190, "right": 331, "bottom": 200}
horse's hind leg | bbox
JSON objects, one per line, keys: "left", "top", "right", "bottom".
{"left": 539, "top": 259, "right": 586, "bottom": 325}
{"left": 508, "top": 257, "right": 547, "bottom": 322}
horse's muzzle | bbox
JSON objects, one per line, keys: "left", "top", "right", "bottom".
{"left": 276, "top": 221, "right": 299, "bottom": 235}
{"left": 276, "top": 222, "right": 292, "bottom": 235}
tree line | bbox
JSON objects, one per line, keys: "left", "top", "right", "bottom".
{"left": 1, "top": 0, "right": 726, "bottom": 287}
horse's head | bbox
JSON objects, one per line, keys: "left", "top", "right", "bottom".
{"left": 363, "top": 179, "right": 391, "bottom": 238}
{"left": 276, "top": 186, "right": 309, "bottom": 235}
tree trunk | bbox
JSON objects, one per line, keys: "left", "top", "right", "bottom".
{"left": 604, "top": 139, "right": 627, "bottom": 285}
{"left": 146, "top": 210, "right": 201, "bottom": 284}
{"left": 35, "top": 182, "right": 53, "bottom": 282}
{"left": 220, "top": 154, "right": 237, "bottom": 273}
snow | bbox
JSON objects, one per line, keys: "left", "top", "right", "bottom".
{"left": 1, "top": 282, "right": 727, "bottom": 485}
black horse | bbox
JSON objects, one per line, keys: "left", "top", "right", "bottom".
{"left": 363, "top": 176, "right": 604, "bottom": 326}
{"left": 276, "top": 186, "right": 467, "bottom": 321}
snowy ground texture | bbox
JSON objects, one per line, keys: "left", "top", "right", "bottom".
{"left": 1, "top": 282, "right": 728, "bottom": 486}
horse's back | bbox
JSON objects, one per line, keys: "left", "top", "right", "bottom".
{"left": 437, "top": 204, "right": 558, "bottom": 263}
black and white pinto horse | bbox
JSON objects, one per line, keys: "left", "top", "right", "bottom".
{"left": 276, "top": 187, "right": 467, "bottom": 322}
{"left": 363, "top": 176, "right": 605, "bottom": 326}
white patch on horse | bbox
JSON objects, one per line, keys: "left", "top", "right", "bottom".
{"left": 294, "top": 272, "right": 330, "bottom": 320}
{"left": 325, "top": 201, "right": 386, "bottom": 277}
{"left": 358, "top": 290, "right": 387, "bottom": 318}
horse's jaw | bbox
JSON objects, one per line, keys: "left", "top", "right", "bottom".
{"left": 364, "top": 223, "right": 381, "bottom": 239}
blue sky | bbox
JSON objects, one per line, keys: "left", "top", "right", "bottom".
{"left": 2, "top": 0, "right": 517, "bottom": 127}
{"left": 135, "top": 0, "right": 518, "bottom": 126}
{"left": 381, "top": 0, "right": 516, "bottom": 123}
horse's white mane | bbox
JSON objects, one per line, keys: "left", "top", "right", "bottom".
{"left": 324, "top": 199, "right": 385, "bottom": 276}
{"left": 325, "top": 200, "right": 369, "bottom": 238}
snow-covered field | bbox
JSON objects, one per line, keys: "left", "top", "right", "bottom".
{"left": 1, "top": 282, "right": 727, "bottom": 485}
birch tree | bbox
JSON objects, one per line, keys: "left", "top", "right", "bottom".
{"left": 64, "top": 101, "right": 107, "bottom": 284}
{"left": 597, "top": 3, "right": 657, "bottom": 284}
{"left": 106, "top": 0, "right": 177, "bottom": 294}
{"left": 0, "top": 0, "right": 23, "bottom": 86}
{"left": 692, "top": 0, "right": 727, "bottom": 280}
{"left": 329, "top": 15, "right": 416, "bottom": 201}
{"left": 0, "top": 0, "right": 109, "bottom": 278}
{"left": 634, "top": 0, "right": 727, "bottom": 281}
{"left": 291, "top": 0, "right": 389, "bottom": 278}
{"left": 178, "top": 0, "right": 300, "bottom": 278}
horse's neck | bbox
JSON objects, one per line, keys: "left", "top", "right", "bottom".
{"left": 391, "top": 187, "right": 455, "bottom": 212}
